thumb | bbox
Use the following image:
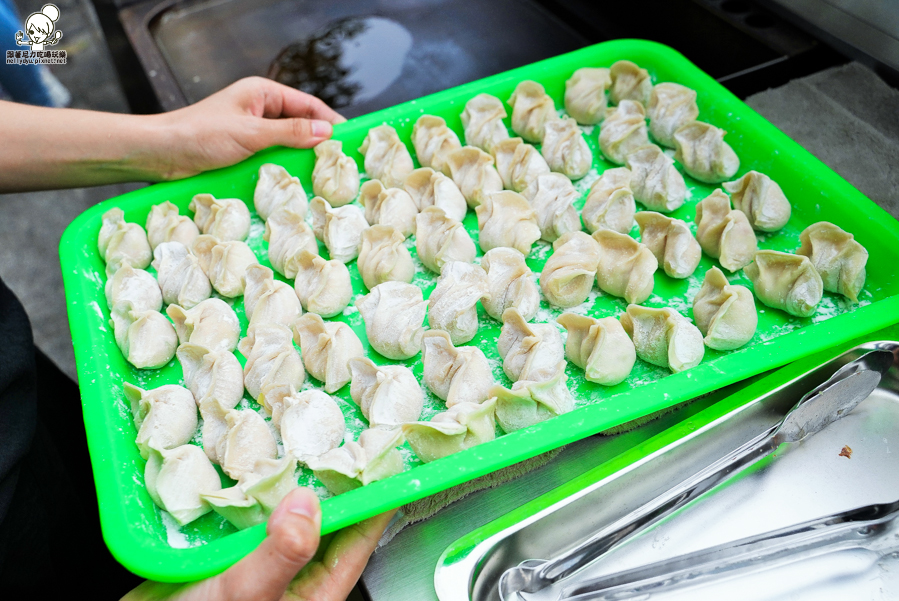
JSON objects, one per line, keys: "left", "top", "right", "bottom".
{"left": 259, "top": 117, "right": 333, "bottom": 149}
{"left": 215, "top": 488, "right": 322, "bottom": 601}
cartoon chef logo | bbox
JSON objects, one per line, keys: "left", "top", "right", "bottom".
{"left": 16, "top": 4, "right": 63, "bottom": 51}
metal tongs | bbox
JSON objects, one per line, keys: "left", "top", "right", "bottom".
{"left": 497, "top": 349, "right": 895, "bottom": 601}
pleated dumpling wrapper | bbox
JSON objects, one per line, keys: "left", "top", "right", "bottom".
{"left": 744, "top": 250, "right": 823, "bottom": 317}
{"left": 357, "top": 224, "right": 415, "bottom": 291}
{"left": 292, "top": 250, "right": 353, "bottom": 318}
{"left": 673, "top": 121, "right": 739, "bottom": 184}
{"left": 414, "top": 206, "right": 476, "bottom": 275}
{"left": 358, "top": 124, "right": 414, "bottom": 189}
{"left": 263, "top": 208, "right": 319, "bottom": 279}
{"left": 253, "top": 163, "right": 308, "bottom": 221}
{"left": 582, "top": 167, "right": 635, "bottom": 235}
{"left": 481, "top": 247, "right": 540, "bottom": 322}
{"left": 125, "top": 383, "right": 197, "bottom": 459}
{"left": 348, "top": 357, "right": 424, "bottom": 428}
{"left": 109, "top": 301, "right": 177, "bottom": 370}
{"left": 145, "top": 442, "right": 222, "bottom": 526}
{"left": 599, "top": 100, "right": 650, "bottom": 165}
{"left": 202, "top": 456, "right": 298, "bottom": 530}
{"left": 105, "top": 263, "right": 162, "bottom": 313}
{"left": 507, "top": 80, "right": 557, "bottom": 144}
{"left": 591, "top": 229, "right": 657, "bottom": 305}
{"left": 404, "top": 167, "right": 467, "bottom": 223}
{"left": 312, "top": 140, "right": 359, "bottom": 207}
{"left": 176, "top": 342, "right": 245, "bottom": 409}
{"left": 238, "top": 323, "right": 305, "bottom": 417}
{"left": 491, "top": 362, "right": 574, "bottom": 432}
{"left": 635, "top": 212, "right": 701, "bottom": 279}
{"left": 498, "top": 308, "right": 565, "bottom": 383}
{"left": 522, "top": 172, "right": 582, "bottom": 243}
{"left": 293, "top": 312, "right": 364, "bottom": 393}
{"left": 191, "top": 234, "right": 259, "bottom": 298}
{"left": 447, "top": 146, "right": 504, "bottom": 209}
{"left": 646, "top": 82, "right": 699, "bottom": 148}
{"left": 403, "top": 399, "right": 497, "bottom": 463}
{"left": 421, "top": 330, "right": 494, "bottom": 407}
{"left": 460, "top": 93, "right": 510, "bottom": 153}
{"left": 306, "top": 428, "right": 405, "bottom": 496}
{"left": 620, "top": 304, "right": 705, "bottom": 373}
{"left": 190, "top": 194, "right": 251, "bottom": 241}
{"left": 309, "top": 197, "right": 369, "bottom": 264}
{"left": 796, "top": 222, "right": 867, "bottom": 303}
{"left": 626, "top": 144, "right": 687, "bottom": 213}
{"left": 412, "top": 114, "right": 462, "bottom": 176}
{"left": 564, "top": 67, "right": 611, "bottom": 125}
{"left": 355, "top": 281, "right": 428, "bottom": 360}
{"left": 540, "top": 231, "right": 601, "bottom": 308}
{"left": 427, "top": 261, "right": 490, "bottom": 345}
{"left": 723, "top": 171, "right": 791, "bottom": 233}
{"left": 166, "top": 297, "right": 240, "bottom": 353}
{"left": 359, "top": 179, "right": 418, "bottom": 238}
{"left": 476, "top": 190, "right": 541, "bottom": 255}
{"left": 216, "top": 408, "right": 278, "bottom": 480}
{"left": 609, "top": 60, "right": 652, "bottom": 106}
{"left": 151, "top": 241, "right": 211, "bottom": 309}
{"left": 279, "top": 389, "right": 346, "bottom": 461}
{"left": 541, "top": 117, "right": 592, "bottom": 180}
{"left": 146, "top": 201, "right": 199, "bottom": 250}
{"left": 243, "top": 264, "right": 302, "bottom": 329}
{"left": 492, "top": 137, "right": 550, "bottom": 194}
{"left": 556, "top": 313, "right": 636, "bottom": 386}
{"left": 98, "top": 207, "right": 152, "bottom": 275}
{"left": 694, "top": 190, "right": 757, "bottom": 272}
{"left": 692, "top": 266, "right": 757, "bottom": 351}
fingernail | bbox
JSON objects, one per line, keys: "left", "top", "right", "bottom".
{"left": 311, "top": 120, "right": 332, "bottom": 138}
{"left": 287, "top": 489, "right": 319, "bottom": 520}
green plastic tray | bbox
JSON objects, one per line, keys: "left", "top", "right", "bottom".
{"left": 60, "top": 39, "right": 899, "bottom": 582}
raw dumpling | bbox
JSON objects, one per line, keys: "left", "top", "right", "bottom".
{"left": 744, "top": 250, "right": 823, "bottom": 317}
{"left": 422, "top": 330, "right": 493, "bottom": 407}
{"left": 189, "top": 194, "right": 250, "bottom": 241}
{"left": 306, "top": 428, "right": 405, "bottom": 495}
{"left": 402, "top": 399, "right": 497, "bottom": 463}
{"left": 176, "top": 342, "right": 245, "bottom": 408}
{"left": 692, "top": 266, "right": 757, "bottom": 350}
{"left": 540, "top": 231, "right": 601, "bottom": 308}
{"left": 507, "top": 80, "right": 556, "bottom": 144}
{"left": 673, "top": 121, "right": 739, "bottom": 184}
{"left": 723, "top": 171, "right": 791, "bottom": 233}
{"left": 635, "top": 212, "right": 701, "bottom": 279}
{"left": 358, "top": 124, "right": 414, "bottom": 188}
{"left": 447, "top": 146, "right": 504, "bottom": 209}
{"left": 522, "top": 172, "right": 581, "bottom": 242}
{"left": 592, "top": 229, "right": 657, "bottom": 304}
{"left": 359, "top": 179, "right": 418, "bottom": 237}
{"left": 498, "top": 307, "right": 565, "bottom": 382}
{"left": 599, "top": 100, "right": 650, "bottom": 165}
{"left": 355, "top": 281, "right": 428, "bottom": 360}
{"left": 556, "top": 313, "right": 635, "bottom": 386}
{"left": 427, "top": 261, "right": 490, "bottom": 345}
{"left": 98, "top": 208, "right": 152, "bottom": 274}
{"left": 620, "top": 304, "right": 705, "bottom": 373}
{"left": 609, "top": 60, "right": 652, "bottom": 106}
{"left": 695, "top": 190, "right": 757, "bottom": 272}
{"left": 254, "top": 164, "right": 308, "bottom": 221}
{"left": 541, "top": 117, "right": 592, "bottom": 180}
{"left": 217, "top": 409, "right": 278, "bottom": 480}
{"left": 279, "top": 389, "right": 346, "bottom": 462}
{"left": 145, "top": 443, "right": 221, "bottom": 526}
{"left": 309, "top": 197, "right": 369, "bottom": 263}
{"left": 293, "top": 312, "right": 364, "bottom": 393}
{"left": 109, "top": 302, "right": 177, "bottom": 369}
{"left": 191, "top": 235, "right": 259, "bottom": 298}
{"left": 797, "top": 222, "right": 867, "bottom": 302}
{"left": 237, "top": 324, "right": 305, "bottom": 413}
{"left": 312, "top": 140, "right": 359, "bottom": 207}
{"left": 492, "top": 137, "right": 550, "bottom": 194}
{"left": 476, "top": 190, "right": 541, "bottom": 255}
{"left": 196, "top": 396, "right": 231, "bottom": 464}
{"left": 124, "top": 383, "right": 197, "bottom": 459}
{"left": 105, "top": 263, "right": 162, "bottom": 313}
{"left": 292, "top": 250, "right": 352, "bottom": 317}
{"left": 481, "top": 247, "right": 540, "bottom": 322}
{"left": 460, "top": 93, "right": 510, "bottom": 153}
{"left": 146, "top": 201, "right": 199, "bottom": 250}
{"left": 626, "top": 144, "right": 687, "bottom": 212}
{"left": 263, "top": 208, "right": 318, "bottom": 279}
{"left": 564, "top": 67, "right": 611, "bottom": 125}
{"left": 202, "top": 456, "right": 298, "bottom": 529}
{"left": 491, "top": 362, "right": 574, "bottom": 432}
{"left": 152, "top": 241, "right": 211, "bottom": 309}
{"left": 348, "top": 357, "right": 423, "bottom": 428}
{"left": 404, "top": 167, "right": 467, "bottom": 222}
{"left": 357, "top": 224, "right": 415, "bottom": 290}
{"left": 414, "top": 207, "right": 477, "bottom": 274}
{"left": 166, "top": 298, "right": 240, "bottom": 353}
{"left": 412, "top": 115, "right": 462, "bottom": 175}
{"left": 582, "top": 167, "right": 636, "bottom": 234}
{"left": 647, "top": 83, "right": 699, "bottom": 148}
{"left": 243, "top": 264, "right": 302, "bottom": 329}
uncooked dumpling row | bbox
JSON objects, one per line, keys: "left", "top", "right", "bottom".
{"left": 695, "top": 190, "right": 757, "bottom": 272}
{"left": 556, "top": 313, "right": 636, "bottom": 386}
{"left": 358, "top": 124, "right": 414, "bottom": 189}
{"left": 797, "top": 222, "right": 867, "bottom": 302}
{"left": 427, "top": 261, "right": 490, "bottom": 345}
{"left": 476, "top": 190, "right": 541, "bottom": 255}
{"left": 414, "top": 207, "right": 476, "bottom": 275}
{"left": 312, "top": 140, "right": 360, "bottom": 207}
{"left": 744, "top": 250, "right": 823, "bottom": 317}
{"left": 254, "top": 164, "right": 308, "bottom": 221}
{"left": 348, "top": 357, "right": 423, "bottom": 428}
{"left": 723, "top": 171, "right": 791, "bottom": 233}
{"left": 592, "top": 229, "right": 657, "bottom": 304}
{"left": 190, "top": 194, "right": 251, "bottom": 242}
{"left": 646, "top": 83, "right": 698, "bottom": 148}
{"left": 480, "top": 248, "right": 540, "bottom": 322}
{"left": 620, "top": 305, "right": 705, "bottom": 373}
{"left": 564, "top": 67, "right": 611, "bottom": 125}
{"left": 635, "top": 212, "right": 701, "bottom": 279}
{"left": 582, "top": 167, "right": 635, "bottom": 234}
{"left": 626, "top": 144, "right": 687, "bottom": 213}
{"left": 508, "top": 80, "right": 557, "bottom": 143}
{"left": 599, "top": 100, "right": 650, "bottom": 165}
{"left": 540, "top": 231, "right": 601, "bottom": 308}
{"left": 673, "top": 121, "right": 739, "bottom": 184}
{"left": 412, "top": 115, "right": 462, "bottom": 176}
{"left": 421, "top": 330, "right": 494, "bottom": 407}
{"left": 692, "top": 266, "right": 757, "bottom": 350}
{"left": 355, "top": 281, "right": 428, "bottom": 360}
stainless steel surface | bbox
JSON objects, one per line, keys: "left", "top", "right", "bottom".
{"left": 496, "top": 350, "right": 893, "bottom": 600}
{"left": 435, "top": 341, "right": 899, "bottom": 601}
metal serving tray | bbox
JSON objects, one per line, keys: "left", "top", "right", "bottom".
{"left": 436, "top": 329, "right": 899, "bottom": 600}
